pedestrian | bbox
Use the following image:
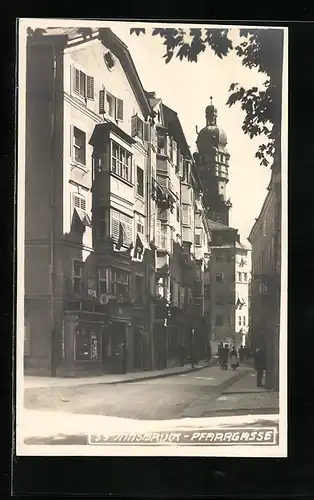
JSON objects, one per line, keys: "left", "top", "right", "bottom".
{"left": 218, "top": 342, "right": 224, "bottom": 369}
{"left": 254, "top": 346, "right": 266, "bottom": 387}
{"left": 229, "top": 346, "right": 239, "bottom": 370}
{"left": 238, "top": 345, "right": 245, "bottom": 363}
{"left": 121, "top": 341, "right": 127, "bottom": 374}
{"left": 206, "top": 343, "right": 212, "bottom": 364}
{"left": 179, "top": 344, "right": 185, "bottom": 367}
{"left": 222, "top": 344, "right": 229, "bottom": 370}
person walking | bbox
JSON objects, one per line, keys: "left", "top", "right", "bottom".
{"left": 229, "top": 346, "right": 239, "bottom": 370}
{"left": 222, "top": 344, "right": 229, "bottom": 370}
{"left": 238, "top": 345, "right": 245, "bottom": 363}
{"left": 218, "top": 342, "right": 224, "bottom": 369}
{"left": 254, "top": 346, "right": 266, "bottom": 387}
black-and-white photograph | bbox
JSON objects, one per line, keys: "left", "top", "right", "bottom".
{"left": 16, "top": 19, "right": 287, "bottom": 457}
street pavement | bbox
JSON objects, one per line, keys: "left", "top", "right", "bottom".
{"left": 24, "top": 365, "right": 278, "bottom": 421}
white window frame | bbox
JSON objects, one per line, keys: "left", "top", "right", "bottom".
{"left": 73, "top": 66, "right": 94, "bottom": 100}
{"left": 72, "top": 259, "right": 83, "bottom": 292}
{"left": 111, "top": 141, "right": 133, "bottom": 183}
{"left": 136, "top": 166, "right": 144, "bottom": 197}
{"left": 73, "top": 193, "right": 87, "bottom": 211}
{"left": 72, "top": 126, "right": 86, "bottom": 166}
{"left": 98, "top": 268, "right": 109, "bottom": 294}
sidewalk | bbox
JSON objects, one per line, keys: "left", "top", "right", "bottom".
{"left": 23, "top": 361, "right": 208, "bottom": 389}
{"left": 223, "top": 371, "right": 272, "bottom": 394}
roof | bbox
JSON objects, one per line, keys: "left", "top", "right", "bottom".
{"left": 207, "top": 219, "right": 237, "bottom": 231}
{"left": 161, "top": 103, "right": 193, "bottom": 160}
{"left": 27, "top": 27, "right": 151, "bottom": 119}
{"left": 236, "top": 241, "right": 250, "bottom": 251}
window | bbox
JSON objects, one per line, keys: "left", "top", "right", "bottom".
{"left": 176, "top": 205, "right": 180, "bottom": 222}
{"left": 98, "top": 268, "right": 109, "bottom": 294}
{"left": 216, "top": 314, "right": 223, "bottom": 327}
{"left": 243, "top": 316, "right": 246, "bottom": 326}
{"left": 195, "top": 233, "right": 202, "bottom": 246}
{"left": 73, "top": 127, "right": 86, "bottom": 165}
{"left": 171, "top": 139, "right": 178, "bottom": 165}
{"left": 135, "top": 274, "right": 144, "bottom": 302}
{"left": 112, "top": 269, "right": 130, "bottom": 297}
{"left": 73, "top": 260, "right": 83, "bottom": 293}
{"left": 131, "top": 115, "right": 145, "bottom": 139}
{"left": 136, "top": 166, "right": 144, "bottom": 197}
{"left": 216, "top": 273, "right": 224, "bottom": 283}
{"left": 157, "top": 134, "right": 166, "bottom": 154}
{"left": 136, "top": 214, "right": 144, "bottom": 235}
{"left": 73, "top": 194, "right": 86, "bottom": 211}
{"left": 243, "top": 272, "right": 248, "bottom": 282}
{"left": 73, "top": 68, "right": 94, "bottom": 100}
{"left": 237, "top": 272, "right": 242, "bottom": 282}
{"left": 111, "top": 142, "right": 132, "bottom": 182}
{"left": 111, "top": 210, "right": 133, "bottom": 246}
{"left": 75, "top": 326, "right": 101, "bottom": 361}
{"left": 106, "top": 92, "right": 115, "bottom": 118}
{"left": 182, "top": 205, "right": 192, "bottom": 226}
{"left": 239, "top": 316, "right": 242, "bottom": 326}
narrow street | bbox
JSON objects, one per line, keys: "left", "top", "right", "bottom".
{"left": 24, "top": 365, "right": 279, "bottom": 421}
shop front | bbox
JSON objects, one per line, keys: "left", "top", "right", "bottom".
{"left": 63, "top": 310, "right": 105, "bottom": 377}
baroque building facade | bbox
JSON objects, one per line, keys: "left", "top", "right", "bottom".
{"left": 24, "top": 27, "right": 213, "bottom": 376}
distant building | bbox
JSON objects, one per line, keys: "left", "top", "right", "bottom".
{"left": 194, "top": 99, "right": 250, "bottom": 352}
{"left": 248, "top": 167, "right": 281, "bottom": 390}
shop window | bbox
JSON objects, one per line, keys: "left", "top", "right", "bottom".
{"left": 75, "top": 326, "right": 101, "bottom": 361}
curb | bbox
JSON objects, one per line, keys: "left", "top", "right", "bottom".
{"left": 24, "top": 364, "right": 210, "bottom": 391}
{"left": 200, "top": 407, "right": 280, "bottom": 418}
{"left": 94, "top": 363, "right": 209, "bottom": 386}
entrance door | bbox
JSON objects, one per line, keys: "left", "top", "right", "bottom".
{"left": 102, "top": 321, "right": 126, "bottom": 374}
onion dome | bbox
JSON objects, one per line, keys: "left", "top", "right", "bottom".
{"left": 196, "top": 97, "right": 228, "bottom": 152}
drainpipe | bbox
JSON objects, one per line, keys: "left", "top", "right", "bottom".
{"left": 146, "top": 116, "right": 155, "bottom": 370}
{"left": 50, "top": 44, "right": 57, "bottom": 376}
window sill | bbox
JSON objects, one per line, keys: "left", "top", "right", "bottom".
{"left": 70, "top": 160, "right": 89, "bottom": 173}
{"left": 135, "top": 193, "right": 145, "bottom": 201}
{"left": 110, "top": 171, "right": 133, "bottom": 187}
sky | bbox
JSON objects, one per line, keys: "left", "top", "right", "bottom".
{"left": 108, "top": 22, "right": 272, "bottom": 245}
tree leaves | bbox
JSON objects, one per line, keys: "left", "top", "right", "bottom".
{"left": 129, "top": 25, "right": 283, "bottom": 168}
{"left": 130, "top": 28, "right": 146, "bottom": 36}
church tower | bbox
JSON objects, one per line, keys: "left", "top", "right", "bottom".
{"left": 194, "top": 98, "right": 232, "bottom": 226}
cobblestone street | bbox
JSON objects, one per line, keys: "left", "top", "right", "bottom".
{"left": 24, "top": 365, "right": 279, "bottom": 421}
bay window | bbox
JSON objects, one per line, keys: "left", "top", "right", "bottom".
{"left": 112, "top": 269, "right": 130, "bottom": 297}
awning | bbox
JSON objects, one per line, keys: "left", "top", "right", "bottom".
{"left": 74, "top": 207, "right": 92, "bottom": 227}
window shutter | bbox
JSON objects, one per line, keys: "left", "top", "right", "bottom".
{"left": 86, "top": 75, "right": 94, "bottom": 100}
{"left": 99, "top": 89, "right": 105, "bottom": 114}
{"left": 73, "top": 194, "right": 81, "bottom": 209}
{"left": 111, "top": 211, "right": 120, "bottom": 241}
{"left": 79, "top": 70, "right": 86, "bottom": 97}
{"left": 116, "top": 98, "right": 124, "bottom": 121}
{"left": 179, "top": 154, "right": 184, "bottom": 176}
{"left": 143, "top": 122, "right": 150, "bottom": 142}
{"left": 137, "top": 117, "right": 143, "bottom": 139}
{"left": 80, "top": 197, "right": 86, "bottom": 211}
{"left": 74, "top": 67, "right": 80, "bottom": 93}
{"left": 131, "top": 115, "right": 137, "bottom": 137}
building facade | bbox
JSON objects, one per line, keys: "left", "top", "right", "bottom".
{"left": 248, "top": 166, "right": 281, "bottom": 390}
{"left": 24, "top": 27, "right": 212, "bottom": 376}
